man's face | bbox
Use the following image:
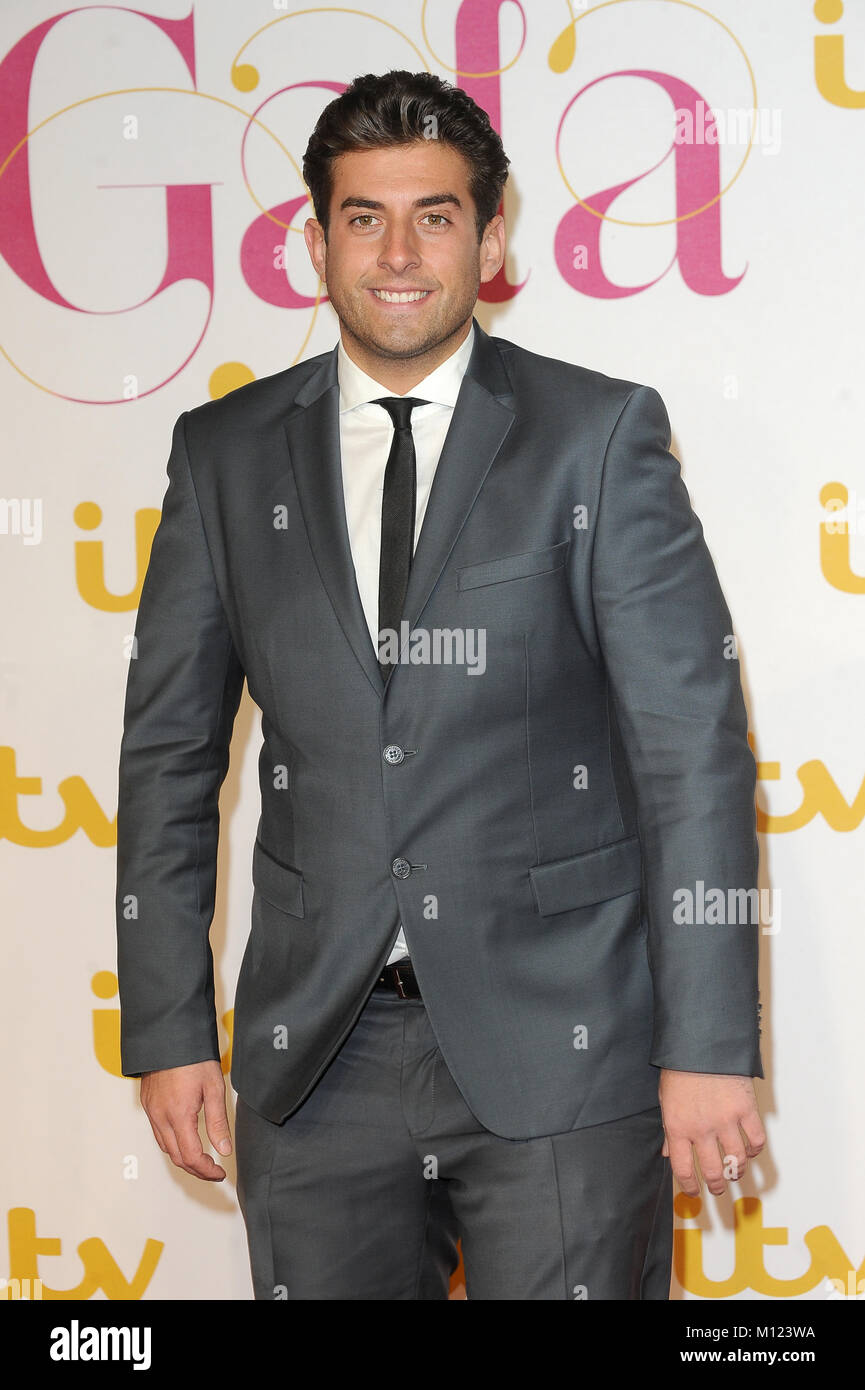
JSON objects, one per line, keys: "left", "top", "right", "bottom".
{"left": 304, "top": 139, "right": 504, "bottom": 366}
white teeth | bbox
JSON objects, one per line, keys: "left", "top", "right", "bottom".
{"left": 372, "top": 289, "right": 430, "bottom": 303}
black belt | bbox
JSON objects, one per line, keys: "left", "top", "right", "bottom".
{"left": 375, "top": 958, "right": 422, "bottom": 999}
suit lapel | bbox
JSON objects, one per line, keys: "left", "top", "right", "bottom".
{"left": 285, "top": 316, "right": 516, "bottom": 698}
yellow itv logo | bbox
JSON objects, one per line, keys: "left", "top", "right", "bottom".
{"left": 2, "top": 1208, "right": 162, "bottom": 1301}
{"left": 676, "top": 1193, "right": 864, "bottom": 1298}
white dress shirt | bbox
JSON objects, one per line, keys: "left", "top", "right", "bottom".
{"left": 337, "top": 321, "right": 476, "bottom": 964}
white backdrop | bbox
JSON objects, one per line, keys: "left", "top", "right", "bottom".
{"left": 1, "top": 0, "right": 863, "bottom": 1301}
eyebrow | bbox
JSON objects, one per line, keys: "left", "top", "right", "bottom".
{"left": 339, "top": 193, "right": 463, "bottom": 213}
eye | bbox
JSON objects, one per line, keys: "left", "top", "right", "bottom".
{"left": 421, "top": 213, "right": 450, "bottom": 227}
{"left": 350, "top": 214, "right": 380, "bottom": 227}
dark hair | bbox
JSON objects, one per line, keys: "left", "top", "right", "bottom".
{"left": 303, "top": 70, "right": 510, "bottom": 242}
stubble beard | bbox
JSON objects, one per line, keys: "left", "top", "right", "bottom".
{"left": 327, "top": 274, "right": 479, "bottom": 364}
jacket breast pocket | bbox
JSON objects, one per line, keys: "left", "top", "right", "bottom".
{"left": 528, "top": 835, "right": 641, "bottom": 916}
{"left": 456, "top": 539, "right": 570, "bottom": 591}
{"left": 252, "top": 837, "right": 305, "bottom": 918}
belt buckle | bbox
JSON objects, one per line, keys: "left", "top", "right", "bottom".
{"left": 392, "top": 963, "right": 409, "bottom": 999}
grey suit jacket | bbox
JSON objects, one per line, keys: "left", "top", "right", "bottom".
{"left": 115, "top": 316, "right": 763, "bottom": 1140}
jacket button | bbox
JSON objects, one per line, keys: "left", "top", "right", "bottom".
{"left": 391, "top": 857, "right": 411, "bottom": 879}
{"left": 383, "top": 744, "right": 405, "bottom": 765}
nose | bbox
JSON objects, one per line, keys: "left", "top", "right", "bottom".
{"left": 377, "top": 220, "right": 421, "bottom": 275}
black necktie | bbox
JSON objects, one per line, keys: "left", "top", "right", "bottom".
{"left": 373, "top": 396, "right": 429, "bottom": 681}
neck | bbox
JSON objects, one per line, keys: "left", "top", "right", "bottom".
{"left": 339, "top": 317, "right": 473, "bottom": 394}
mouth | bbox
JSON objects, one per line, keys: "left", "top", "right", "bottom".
{"left": 368, "top": 288, "right": 435, "bottom": 305}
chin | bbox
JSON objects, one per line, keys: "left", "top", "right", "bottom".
{"left": 370, "top": 331, "right": 443, "bottom": 361}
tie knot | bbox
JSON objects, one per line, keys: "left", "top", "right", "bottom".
{"left": 372, "top": 396, "right": 429, "bottom": 430}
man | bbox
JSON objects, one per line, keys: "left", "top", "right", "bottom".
{"left": 116, "top": 69, "right": 766, "bottom": 1300}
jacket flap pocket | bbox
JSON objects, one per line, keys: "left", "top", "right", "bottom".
{"left": 529, "top": 835, "right": 641, "bottom": 916}
{"left": 252, "top": 838, "right": 305, "bottom": 918}
{"left": 456, "top": 539, "right": 570, "bottom": 590}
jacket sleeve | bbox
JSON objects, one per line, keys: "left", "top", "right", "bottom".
{"left": 591, "top": 385, "right": 762, "bottom": 1077}
{"left": 115, "top": 412, "right": 246, "bottom": 1076}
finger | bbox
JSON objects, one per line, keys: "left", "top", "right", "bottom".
{"left": 719, "top": 1131, "right": 748, "bottom": 1184}
{"left": 140, "top": 1094, "right": 169, "bottom": 1155}
{"left": 740, "top": 1110, "right": 767, "bottom": 1155}
{"left": 203, "top": 1081, "right": 232, "bottom": 1158}
{"left": 668, "top": 1136, "right": 699, "bottom": 1196}
{"left": 157, "top": 1119, "right": 188, "bottom": 1172}
{"left": 170, "top": 1113, "right": 227, "bottom": 1182}
{"left": 660, "top": 1119, "right": 670, "bottom": 1158}
{"left": 695, "top": 1137, "right": 726, "bottom": 1196}
{"left": 147, "top": 1116, "right": 169, "bottom": 1155}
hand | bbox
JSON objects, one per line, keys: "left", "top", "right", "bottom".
{"left": 140, "top": 1060, "right": 232, "bottom": 1182}
{"left": 658, "top": 1070, "right": 766, "bottom": 1197}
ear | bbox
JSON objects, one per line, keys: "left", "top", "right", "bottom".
{"left": 304, "top": 218, "right": 327, "bottom": 279}
{"left": 479, "top": 213, "right": 506, "bottom": 284}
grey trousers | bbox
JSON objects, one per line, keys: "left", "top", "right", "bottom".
{"left": 235, "top": 987, "right": 673, "bottom": 1300}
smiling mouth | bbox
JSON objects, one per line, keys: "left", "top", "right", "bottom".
{"left": 370, "top": 288, "right": 434, "bottom": 303}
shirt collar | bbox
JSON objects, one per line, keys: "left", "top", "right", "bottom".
{"left": 337, "top": 321, "right": 475, "bottom": 414}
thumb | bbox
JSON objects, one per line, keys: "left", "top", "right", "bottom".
{"left": 203, "top": 1080, "right": 232, "bottom": 1157}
